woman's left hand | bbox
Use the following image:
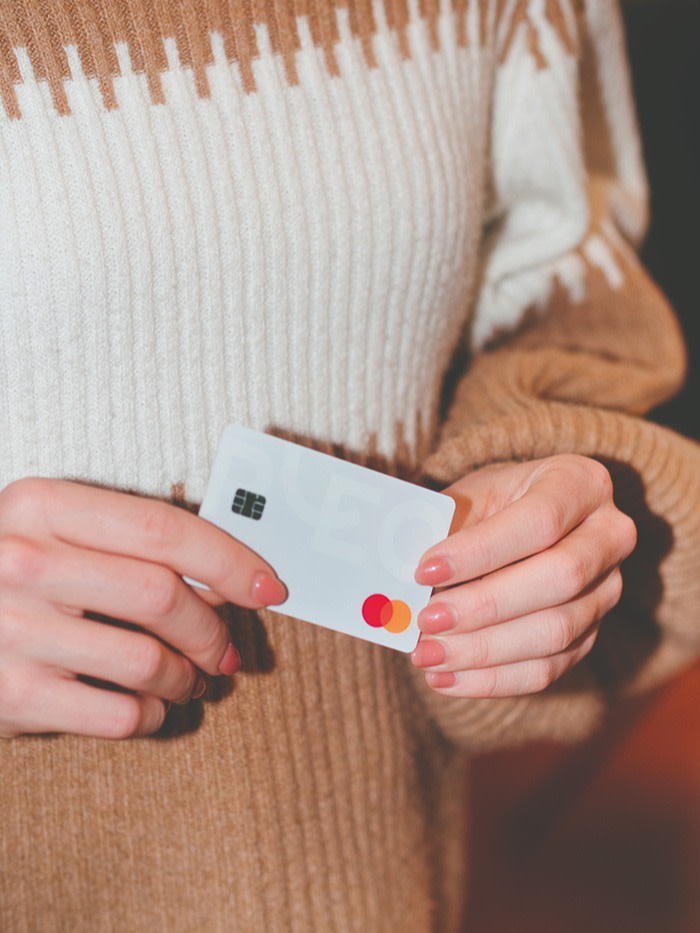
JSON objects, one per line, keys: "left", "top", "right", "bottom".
{"left": 411, "top": 455, "right": 637, "bottom": 697}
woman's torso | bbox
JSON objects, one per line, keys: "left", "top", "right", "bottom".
{"left": 0, "top": 3, "right": 500, "bottom": 930}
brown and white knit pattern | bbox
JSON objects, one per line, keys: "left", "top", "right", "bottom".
{"left": 3, "top": 5, "right": 689, "bottom": 933}
{"left": 0, "top": 0, "right": 644, "bottom": 503}
{"left": 0, "top": 0, "right": 489, "bottom": 500}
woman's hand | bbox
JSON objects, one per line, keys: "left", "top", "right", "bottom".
{"left": 0, "top": 478, "right": 287, "bottom": 739}
{"left": 411, "top": 455, "right": 636, "bottom": 697}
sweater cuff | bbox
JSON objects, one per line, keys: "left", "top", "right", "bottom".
{"left": 409, "top": 400, "right": 700, "bottom": 752}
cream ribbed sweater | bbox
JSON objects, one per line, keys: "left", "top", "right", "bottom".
{"left": 2, "top": 2, "right": 700, "bottom": 931}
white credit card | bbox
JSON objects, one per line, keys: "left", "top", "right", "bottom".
{"left": 193, "top": 424, "right": 455, "bottom": 653}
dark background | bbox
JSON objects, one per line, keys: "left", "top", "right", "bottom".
{"left": 465, "top": 3, "right": 700, "bottom": 930}
{"left": 631, "top": 0, "right": 700, "bottom": 440}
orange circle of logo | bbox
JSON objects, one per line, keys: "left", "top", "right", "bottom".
{"left": 362, "top": 594, "right": 412, "bottom": 634}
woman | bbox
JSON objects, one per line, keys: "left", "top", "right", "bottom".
{"left": 1, "top": 1, "right": 699, "bottom": 929}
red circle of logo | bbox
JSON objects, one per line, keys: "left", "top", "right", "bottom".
{"left": 361, "top": 593, "right": 390, "bottom": 627}
{"left": 361, "top": 593, "right": 412, "bottom": 634}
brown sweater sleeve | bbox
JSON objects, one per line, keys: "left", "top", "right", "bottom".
{"left": 411, "top": 226, "right": 700, "bottom": 752}
{"left": 408, "top": 0, "right": 700, "bottom": 752}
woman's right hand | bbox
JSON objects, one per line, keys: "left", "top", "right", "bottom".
{"left": 0, "top": 478, "right": 287, "bottom": 739}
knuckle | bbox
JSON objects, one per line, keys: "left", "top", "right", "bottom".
{"left": 534, "top": 498, "right": 568, "bottom": 547}
{"left": 471, "top": 586, "right": 499, "bottom": 627}
{"left": 0, "top": 477, "right": 48, "bottom": 514}
{"left": 462, "top": 526, "right": 494, "bottom": 576}
{"left": 555, "top": 455, "right": 612, "bottom": 500}
{"left": 138, "top": 503, "right": 181, "bottom": 552}
{"left": 619, "top": 513, "right": 638, "bottom": 557}
{"left": 147, "top": 700, "right": 168, "bottom": 735}
{"left": 465, "top": 632, "right": 491, "bottom": 669}
{"left": 551, "top": 453, "right": 589, "bottom": 478}
{"left": 140, "top": 568, "right": 181, "bottom": 618}
{"left": 589, "top": 460, "right": 614, "bottom": 501}
{"left": 123, "top": 637, "right": 169, "bottom": 686}
{"left": 0, "top": 478, "right": 61, "bottom": 534}
{"left": 0, "top": 537, "right": 44, "bottom": 590}
{"left": 469, "top": 531, "right": 492, "bottom": 571}
{"left": 556, "top": 551, "right": 587, "bottom": 598}
{"left": 173, "top": 664, "right": 198, "bottom": 704}
{"left": 612, "top": 569, "right": 624, "bottom": 603}
{"left": 103, "top": 696, "right": 144, "bottom": 740}
{"left": 531, "top": 659, "right": 557, "bottom": 694}
{"left": 557, "top": 453, "right": 585, "bottom": 469}
{"left": 477, "top": 667, "right": 500, "bottom": 699}
{"left": 190, "top": 614, "right": 226, "bottom": 667}
{"left": 604, "top": 570, "right": 624, "bottom": 612}
{"left": 0, "top": 670, "right": 31, "bottom": 720}
{"left": 549, "top": 609, "right": 578, "bottom": 654}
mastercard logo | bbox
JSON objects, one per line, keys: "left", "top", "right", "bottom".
{"left": 362, "top": 593, "right": 412, "bottom": 634}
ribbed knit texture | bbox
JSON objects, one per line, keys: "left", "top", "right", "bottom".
{"left": 3, "top": 612, "right": 470, "bottom": 931}
{"left": 2, "top": 2, "right": 699, "bottom": 931}
{"left": 0, "top": 0, "right": 498, "bottom": 498}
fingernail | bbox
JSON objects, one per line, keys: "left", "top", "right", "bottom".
{"left": 252, "top": 572, "right": 288, "bottom": 607}
{"left": 192, "top": 675, "right": 206, "bottom": 700}
{"left": 415, "top": 556, "right": 453, "bottom": 586}
{"left": 218, "top": 643, "right": 241, "bottom": 676}
{"left": 164, "top": 701, "right": 172, "bottom": 714}
{"left": 411, "top": 639, "right": 447, "bottom": 669}
{"left": 418, "top": 603, "right": 457, "bottom": 635}
{"left": 426, "top": 671, "right": 456, "bottom": 689}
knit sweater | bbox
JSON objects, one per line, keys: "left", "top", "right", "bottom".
{"left": 2, "top": 2, "right": 699, "bottom": 931}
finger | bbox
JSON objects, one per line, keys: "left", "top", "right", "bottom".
{"left": 0, "top": 666, "right": 166, "bottom": 739}
{"left": 423, "top": 625, "right": 600, "bottom": 698}
{"left": 413, "top": 570, "right": 621, "bottom": 671}
{"left": 0, "top": 479, "right": 287, "bottom": 609}
{"left": 13, "top": 604, "right": 201, "bottom": 703}
{"left": 416, "top": 459, "right": 613, "bottom": 586}
{"left": 0, "top": 540, "right": 238, "bottom": 677}
{"left": 418, "top": 511, "right": 633, "bottom": 633}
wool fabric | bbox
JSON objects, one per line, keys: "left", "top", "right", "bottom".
{"left": 1, "top": 2, "right": 699, "bottom": 931}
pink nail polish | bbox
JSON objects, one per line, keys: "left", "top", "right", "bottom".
{"left": 418, "top": 603, "right": 456, "bottom": 635}
{"left": 252, "top": 572, "right": 288, "bottom": 607}
{"left": 218, "top": 643, "right": 241, "bottom": 676}
{"left": 415, "top": 556, "right": 453, "bottom": 586}
{"left": 411, "top": 639, "right": 447, "bottom": 669}
{"left": 426, "top": 671, "right": 456, "bottom": 689}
